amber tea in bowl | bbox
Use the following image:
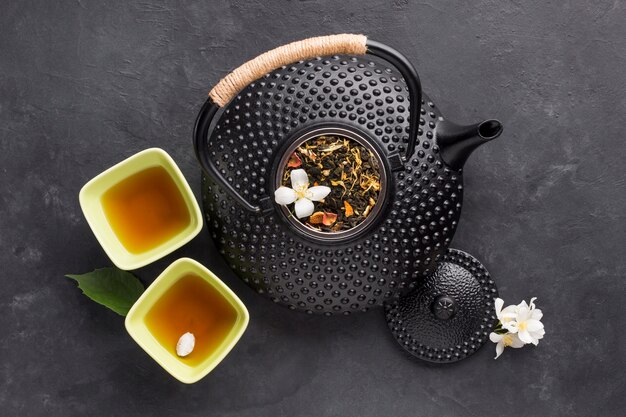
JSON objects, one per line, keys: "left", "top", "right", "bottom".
{"left": 101, "top": 166, "right": 190, "bottom": 254}
{"left": 79, "top": 148, "right": 202, "bottom": 270}
{"left": 143, "top": 273, "right": 238, "bottom": 367}
{"left": 125, "top": 258, "right": 249, "bottom": 384}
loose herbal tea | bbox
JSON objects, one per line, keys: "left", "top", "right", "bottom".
{"left": 280, "top": 135, "right": 382, "bottom": 233}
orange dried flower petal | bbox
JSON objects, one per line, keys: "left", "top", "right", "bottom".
{"left": 344, "top": 201, "right": 354, "bottom": 217}
{"left": 309, "top": 211, "right": 324, "bottom": 224}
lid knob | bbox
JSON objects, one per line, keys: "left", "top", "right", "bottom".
{"left": 432, "top": 295, "right": 457, "bottom": 320}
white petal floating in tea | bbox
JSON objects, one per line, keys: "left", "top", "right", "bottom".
{"left": 176, "top": 332, "right": 196, "bottom": 357}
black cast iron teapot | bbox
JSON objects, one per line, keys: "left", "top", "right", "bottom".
{"left": 193, "top": 34, "right": 503, "bottom": 327}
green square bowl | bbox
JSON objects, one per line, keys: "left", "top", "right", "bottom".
{"left": 125, "top": 258, "right": 250, "bottom": 384}
{"left": 79, "top": 148, "right": 202, "bottom": 270}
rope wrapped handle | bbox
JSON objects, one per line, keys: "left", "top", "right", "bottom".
{"left": 209, "top": 34, "right": 368, "bottom": 107}
{"left": 196, "top": 35, "right": 422, "bottom": 213}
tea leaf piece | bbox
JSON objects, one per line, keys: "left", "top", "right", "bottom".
{"left": 66, "top": 268, "right": 145, "bottom": 316}
{"left": 320, "top": 143, "right": 343, "bottom": 153}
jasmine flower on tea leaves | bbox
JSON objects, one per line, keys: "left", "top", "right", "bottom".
{"left": 274, "top": 169, "right": 331, "bottom": 218}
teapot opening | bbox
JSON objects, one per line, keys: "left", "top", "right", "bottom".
{"left": 436, "top": 118, "right": 504, "bottom": 170}
{"left": 478, "top": 119, "right": 503, "bottom": 140}
{"left": 274, "top": 126, "right": 388, "bottom": 242}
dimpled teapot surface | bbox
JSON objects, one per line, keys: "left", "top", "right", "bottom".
{"left": 194, "top": 34, "right": 502, "bottom": 315}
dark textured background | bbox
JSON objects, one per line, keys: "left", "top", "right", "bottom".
{"left": 1, "top": 1, "right": 625, "bottom": 416}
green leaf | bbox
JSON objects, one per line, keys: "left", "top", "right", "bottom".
{"left": 66, "top": 268, "right": 145, "bottom": 316}
{"left": 493, "top": 321, "right": 509, "bottom": 335}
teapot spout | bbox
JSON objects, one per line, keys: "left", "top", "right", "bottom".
{"left": 435, "top": 119, "right": 503, "bottom": 170}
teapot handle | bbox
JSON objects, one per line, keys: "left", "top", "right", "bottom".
{"left": 194, "top": 34, "right": 422, "bottom": 213}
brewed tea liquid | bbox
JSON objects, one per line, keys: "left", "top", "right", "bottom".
{"left": 101, "top": 166, "right": 190, "bottom": 254}
{"left": 144, "top": 274, "right": 237, "bottom": 366}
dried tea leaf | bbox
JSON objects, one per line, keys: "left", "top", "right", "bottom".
{"left": 351, "top": 147, "right": 362, "bottom": 166}
{"left": 320, "top": 143, "right": 343, "bottom": 152}
{"left": 331, "top": 222, "right": 343, "bottom": 231}
{"left": 344, "top": 201, "right": 354, "bottom": 217}
{"left": 331, "top": 179, "right": 346, "bottom": 190}
{"left": 300, "top": 148, "right": 317, "bottom": 161}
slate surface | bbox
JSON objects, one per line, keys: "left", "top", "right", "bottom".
{"left": 1, "top": 1, "right": 624, "bottom": 416}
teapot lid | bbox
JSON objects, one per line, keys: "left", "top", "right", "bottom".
{"left": 384, "top": 249, "right": 499, "bottom": 363}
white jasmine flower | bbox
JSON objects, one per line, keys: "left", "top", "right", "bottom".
{"left": 490, "top": 297, "right": 545, "bottom": 359}
{"left": 489, "top": 332, "right": 525, "bottom": 359}
{"left": 507, "top": 297, "right": 545, "bottom": 345}
{"left": 274, "top": 169, "right": 331, "bottom": 218}
{"left": 494, "top": 297, "right": 518, "bottom": 331}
